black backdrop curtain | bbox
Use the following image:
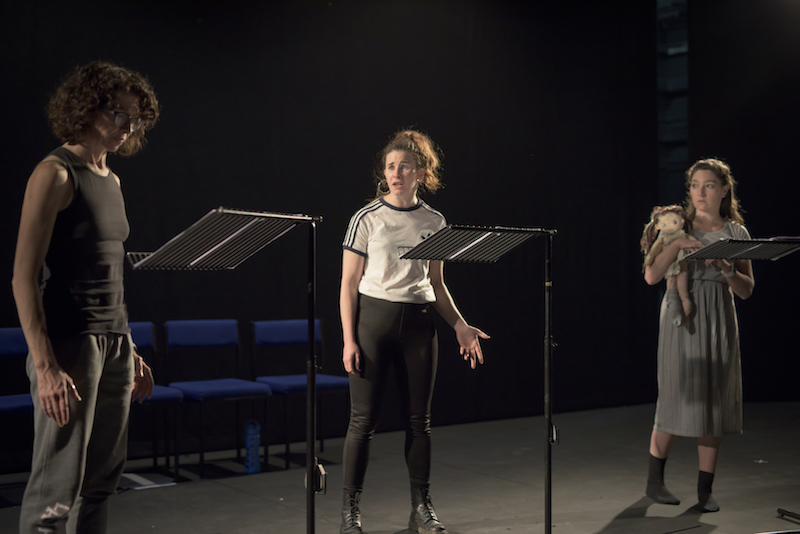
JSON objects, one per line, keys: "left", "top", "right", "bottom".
{"left": 1, "top": 1, "right": 796, "bottom": 470}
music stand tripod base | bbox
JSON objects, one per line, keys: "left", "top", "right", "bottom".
{"left": 127, "top": 206, "right": 324, "bottom": 534}
{"left": 401, "top": 223, "right": 559, "bottom": 534}
{"left": 685, "top": 236, "right": 800, "bottom": 534}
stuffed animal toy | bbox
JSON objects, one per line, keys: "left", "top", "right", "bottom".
{"left": 640, "top": 205, "right": 699, "bottom": 326}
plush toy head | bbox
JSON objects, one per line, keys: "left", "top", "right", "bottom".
{"left": 640, "top": 204, "right": 693, "bottom": 254}
{"left": 657, "top": 211, "right": 685, "bottom": 236}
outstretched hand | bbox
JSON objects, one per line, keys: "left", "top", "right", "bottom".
{"left": 132, "top": 353, "right": 154, "bottom": 404}
{"left": 455, "top": 323, "right": 490, "bottom": 369}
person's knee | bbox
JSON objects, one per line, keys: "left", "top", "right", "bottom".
{"left": 698, "top": 435, "right": 722, "bottom": 449}
{"left": 408, "top": 413, "right": 431, "bottom": 436}
{"left": 348, "top": 413, "right": 378, "bottom": 437}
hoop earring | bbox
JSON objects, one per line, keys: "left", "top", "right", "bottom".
{"left": 378, "top": 179, "right": 390, "bottom": 194}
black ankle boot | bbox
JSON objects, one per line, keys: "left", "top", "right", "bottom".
{"left": 646, "top": 454, "right": 680, "bottom": 505}
{"left": 697, "top": 471, "right": 719, "bottom": 512}
{"left": 341, "top": 491, "right": 363, "bottom": 534}
{"left": 409, "top": 483, "right": 447, "bottom": 534}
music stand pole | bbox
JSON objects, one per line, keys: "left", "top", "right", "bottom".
{"left": 126, "top": 207, "right": 326, "bottom": 534}
{"left": 306, "top": 219, "right": 319, "bottom": 534}
{"left": 683, "top": 235, "right": 800, "bottom": 534}
{"left": 399, "top": 223, "right": 557, "bottom": 533}
{"left": 544, "top": 232, "right": 555, "bottom": 534}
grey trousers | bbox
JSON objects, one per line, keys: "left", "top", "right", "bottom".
{"left": 20, "top": 333, "right": 134, "bottom": 534}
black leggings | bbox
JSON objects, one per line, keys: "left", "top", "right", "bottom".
{"left": 342, "top": 294, "right": 438, "bottom": 492}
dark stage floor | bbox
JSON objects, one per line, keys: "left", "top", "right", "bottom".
{"left": 1, "top": 403, "right": 798, "bottom": 534}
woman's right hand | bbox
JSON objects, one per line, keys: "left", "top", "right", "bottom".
{"left": 342, "top": 341, "right": 361, "bottom": 375}
{"left": 673, "top": 237, "right": 702, "bottom": 252}
{"left": 36, "top": 364, "right": 81, "bottom": 427}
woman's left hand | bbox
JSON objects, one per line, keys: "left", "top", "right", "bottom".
{"left": 132, "top": 353, "right": 154, "bottom": 403}
{"left": 705, "top": 258, "right": 734, "bottom": 274}
{"left": 455, "top": 323, "right": 490, "bottom": 369}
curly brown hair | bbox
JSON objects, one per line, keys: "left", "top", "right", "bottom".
{"left": 683, "top": 158, "right": 745, "bottom": 225}
{"left": 373, "top": 129, "right": 444, "bottom": 199}
{"left": 47, "top": 61, "right": 160, "bottom": 156}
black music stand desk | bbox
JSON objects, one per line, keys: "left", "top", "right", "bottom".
{"left": 685, "top": 235, "right": 800, "bottom": 534}
{"left": 401, "top": 223, "right": 559, "bottom": 534}
{"left": 128, "top": 207, "right": 325, "bottom": 534}
{"left": 682, "top": 236, "right": 800, "bottom": 262}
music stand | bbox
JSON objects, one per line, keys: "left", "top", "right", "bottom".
{"left": 682, "top": 236, "right": 800, "bottom": 262}
{"left": 685, "top": 236, "right": 800, "bottom": 534}
{"left": 128, "top": 207, "right": 325, "bottom": 534}
{"left": 401, "top": 223, "right": 559, "bottom": 534}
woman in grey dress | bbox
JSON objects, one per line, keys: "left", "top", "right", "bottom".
{"left": 643, "top": 158, "right": 755, "bottom": 513}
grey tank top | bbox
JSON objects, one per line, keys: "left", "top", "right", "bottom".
{"left": 42, "top": 147, "right": 130, "bottom": 339}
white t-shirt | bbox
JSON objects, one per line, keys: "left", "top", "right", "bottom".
{"left": 342, "top": 198, "right": 447, "bottom": 303}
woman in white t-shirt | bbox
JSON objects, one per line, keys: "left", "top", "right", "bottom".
{"left": 339, "top": 130, "right": 488, "bottom": 534}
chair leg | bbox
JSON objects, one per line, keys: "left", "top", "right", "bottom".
{"left": 318, "top": 392, "right": 324, "bottom": 453}
{"left": 263, "top": 397, "right": 269, "bottom": 468}
{"left": 235, "top": 402, "right": 242, "bottom": 463}
{"left": 199, "top": 404, "right": 205, "bottom": 479}
{"left": 151, "top": 406, "right": 159, "bottom": 470}
{"left": 284, "top": 396, "right": 290, "bottom": 470}
{"left": 174, "top": 405, "right": 181, "bottom": 480}
{"left": 162, "top": 406, "right": 169, "bottom": 471}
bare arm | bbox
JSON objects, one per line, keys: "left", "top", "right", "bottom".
{"left": 340, "top": 250, "right": 365, "bottom": 374}
{"left": 11, "top": 159, "right": 81, "bottom": 427}
{"left": 705, "top": 258, "right": 755, "bottom": 300}
{"left": 643, "top": 237, "right": 701, "bottom": 285}
{"left": 428, "top": 260, "right": 489, "bottom": 369}
{"left": 644, "top": 233, "right": 754, "bottom": 299}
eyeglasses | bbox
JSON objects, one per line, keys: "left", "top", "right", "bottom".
{"left": 103, "top": 109, "right": 144, "bottom": 132}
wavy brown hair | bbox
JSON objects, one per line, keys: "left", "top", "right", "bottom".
{"left": 683, "top": 158, "right": 744, "bottom": 225}
{"left": 640, "top": 204, "right": 692, "bottom": 256}
{"left": 47, "top": 61, "right": 160, "bottom": 156}
{"left": 373, "top": 129, "right": 444, "bottom": 199}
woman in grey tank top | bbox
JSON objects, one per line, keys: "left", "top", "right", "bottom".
{"left": 12, "top": 61, "right": 159, "bottom": 534}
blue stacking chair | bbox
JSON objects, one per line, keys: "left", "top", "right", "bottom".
{"left": 165, "top": 319, "right": 272, "bottom": 478}
{"left": 0, "top": 327, "right": 34, "bottom": 417}
{"left": 129, "top": 321, "right": 184, "bottom": 479}
{"left": 252, "top": 319, "right": 350, "bottom": 469}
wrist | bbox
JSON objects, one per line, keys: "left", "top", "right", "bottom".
{"left": 453, "top": 318, "right": 469, "bottom": 331}
{"left": 722, "top": 263, "right": 736, "bottom": 278}
{"left": 33, "top": 353, "right": 58, "bottom": 372}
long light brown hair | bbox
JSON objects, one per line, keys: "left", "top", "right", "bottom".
{"left": 684, "top": 158, "right": 745, "bottom": 225}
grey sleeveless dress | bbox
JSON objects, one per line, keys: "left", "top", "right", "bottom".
{"left": 653, "top": 221, "right": 751, "bottom": 437}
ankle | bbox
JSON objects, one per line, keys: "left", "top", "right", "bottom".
{"left": 341, "top": 490, "right": 363, "bottom": 534}
{"left": 698, "top": 470, "right": 714, "bottom": 496}
{"left": 410, "top": 484, "right": 446, "bottom": 534}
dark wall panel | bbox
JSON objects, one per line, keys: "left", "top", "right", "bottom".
{"left": 688, "top": 0, "right": 800, "bottom": 401}
{"left": 0, "top": 1, "right": 661, "bottom": 469}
